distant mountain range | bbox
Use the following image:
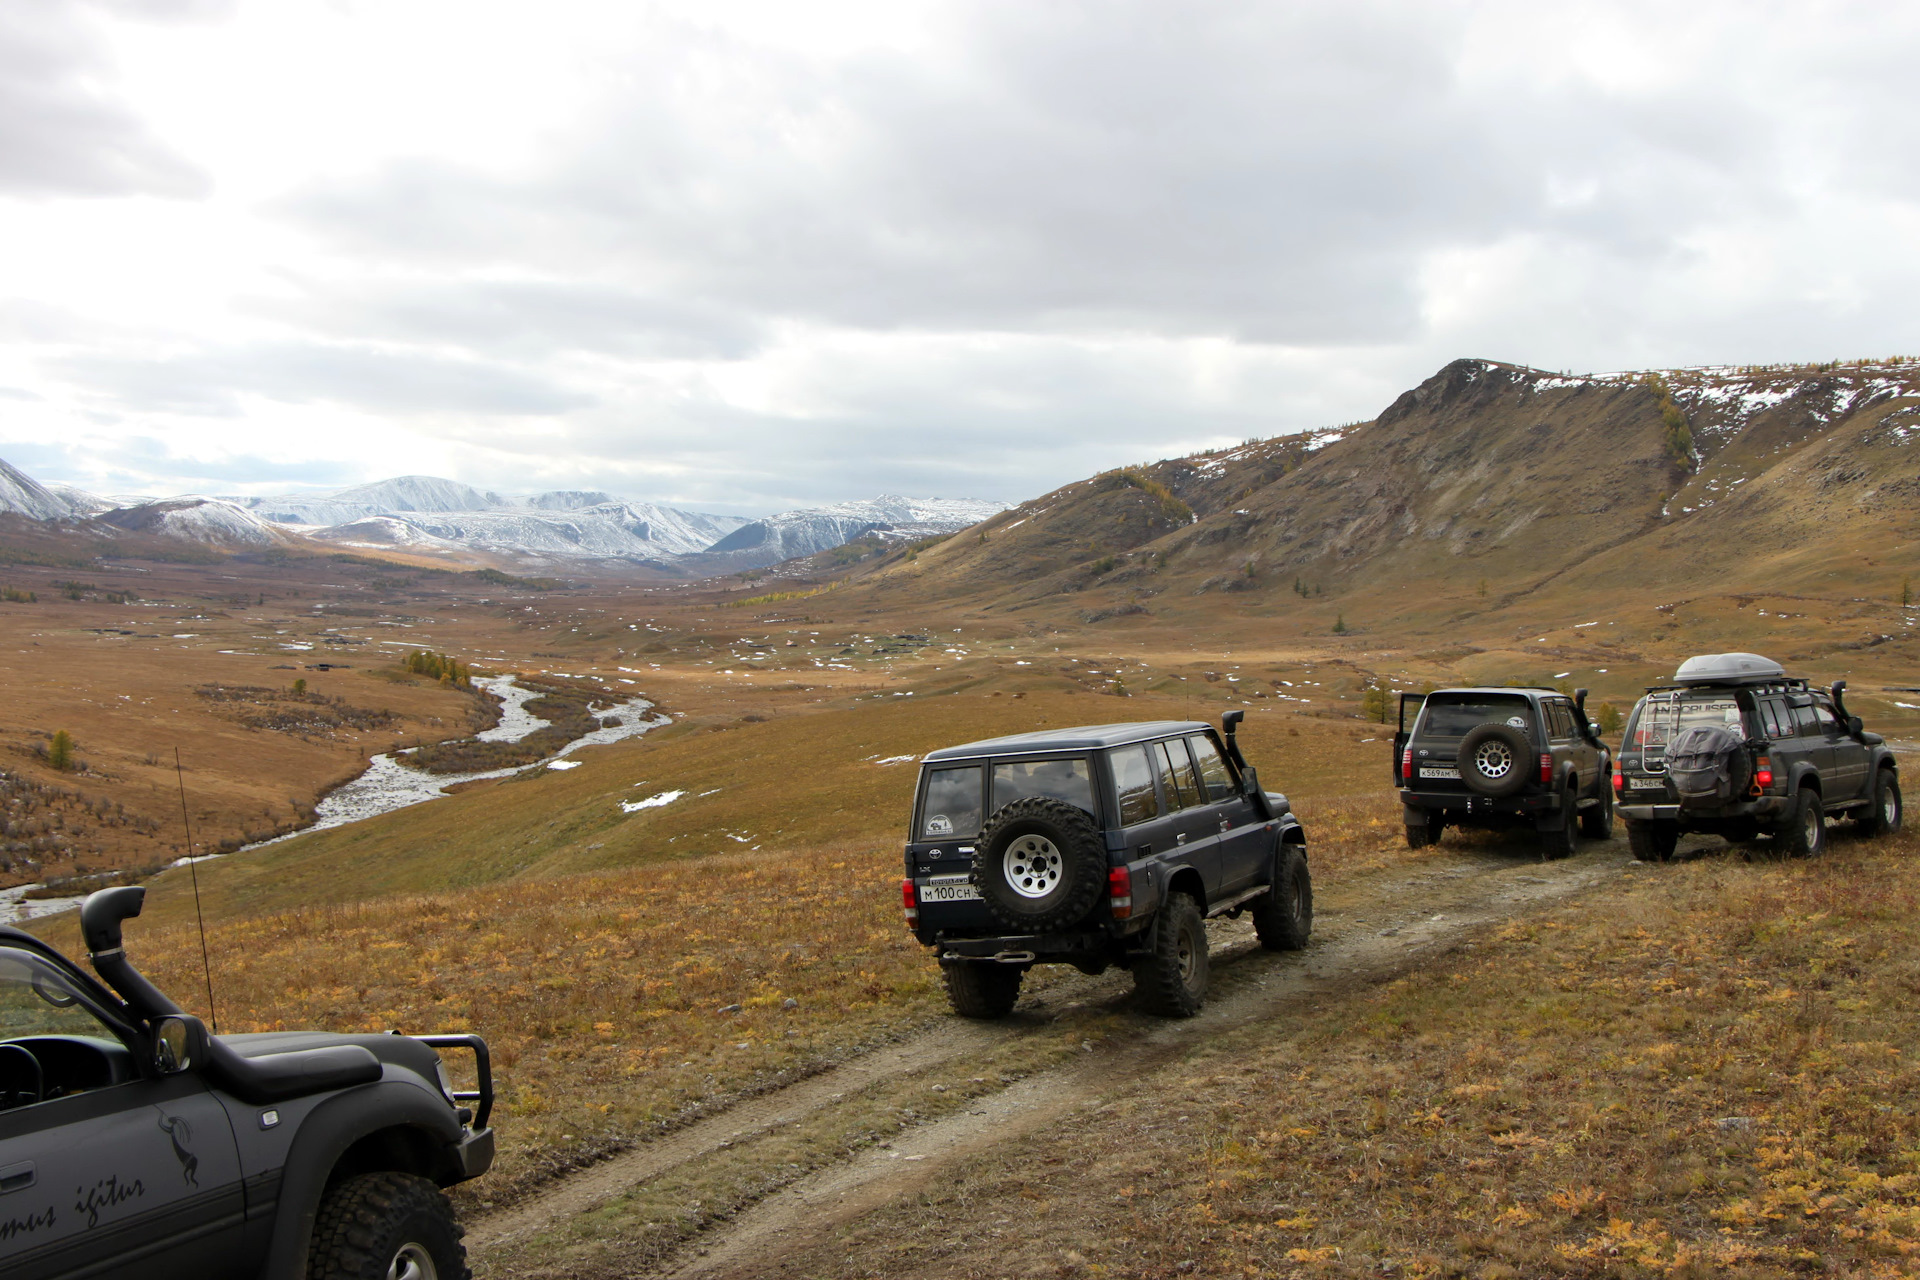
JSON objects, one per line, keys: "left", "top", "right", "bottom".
{"left": 0, "top": 461, "right": 1004, "bottom": 572}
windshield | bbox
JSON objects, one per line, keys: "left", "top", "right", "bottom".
{"left": 1630, "top": 692, "right": 1745, "bottom": 754}
{"left": 1418, "top": 694, "right": 1535, "bottom": 740}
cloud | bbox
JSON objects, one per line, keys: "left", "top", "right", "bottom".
{"left": 0, "top": 7, "right": 208, "bottom": 198}
{"left": 53, "top": 343, "right": 590, "bottom": 417}
{"left": 6, "top": 1, "right": 1920, "bottom": 512}
{"left": 250, "top": 279, "right": 767, "bottom": 361}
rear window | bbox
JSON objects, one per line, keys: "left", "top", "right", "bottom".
{"left": 992, "top": 757, "right": 1096, "bottom": 818}
{"left": 918, "top": 765, "right": 984, "bottom": 839}
{"left": 1630, "top": 692, "right": 1745, "bottom": 753}
{"left": 1418, "top": 694, "right": 1535, "bottom": 739}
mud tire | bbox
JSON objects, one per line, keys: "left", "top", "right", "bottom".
{"left": 1251, "top": 845, "right": 1312, "bottom": 951}
{"left": 1541, "top": 784, "right": 1578, "bottom": 860}
{"left": 1404, "top": 813, "right": 1444, "bottom": 849}
{"left": 1458, "top": 723, "right": 1533, "bottom": 798}
{"left": 307, "top": 1171, "right": 468, "bottom": 1280}
{"left": 1579, "top": 781, "right": 1615, "bottom": 840}
{"left": 1781, "top": 788, "right": 1825, "bottom": 859}
{"left": 1132, "top": 894, "right": 1208, "bottom": 1018}
{"left": 940, "top": 962, "right": 1024, "bottom": 1019}
{"left": 1625, "top": 818, "right": 1680, "bottom": 863}
{"left": 970, "top": 797, "right": 1106, "bottom": 931}
{"left": 1857, "top": 769, "right": 1903, "bottom": 838}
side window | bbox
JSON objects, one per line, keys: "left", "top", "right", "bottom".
{"left": 1758, "top": 698, "right": 1787, "bottom": 740}
{"left": 1154, "top": 740, "right": 1198, "bottom": 811}
{"left": 1814, "top": 698, "right": 1845, "bottom": 735}
{"left": 1545, "top": 702, "right": 1574, "bottom": 740}
{"left": 1794, "top": 702, "right": 1821, "bottom": 737}
{"left": 992, "top": 758, "right": 1096, "bottom": 817}
{"left": 1188, "top": 735, "right": 1236, "bottom": 802}
{"left": 918, "top": 766, "right": 983, "bottom": 839}
{"left": 1110, "top": 746, "right": 1160, "bottom": 826}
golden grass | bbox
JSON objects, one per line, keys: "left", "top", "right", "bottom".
{"left": 869, "top": 827, "right": 1920, "bottom": 1279}
{"left": 20, "top": 698, "right": 1425, "bottom": 1206}
{"left": 111, "top": 849, "right": 936, "bottom": 1200}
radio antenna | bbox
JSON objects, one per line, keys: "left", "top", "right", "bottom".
{"left": 174, "top": 748, "right": 218, "bottom": 1034}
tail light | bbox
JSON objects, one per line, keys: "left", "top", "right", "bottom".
{"left": 1755, "top": 757, "right": 1774, "bottom": 789}
{"left": 1613, "top": 763, "right": 1624, "bottom": 796}
{"left": 1109, "top": 867, "right": 1133, "bottom": 919}
{"left": 1401, "top": 747, "right": 1413, "bottom": 781}
{"left": 901, "top": 878, "right": 918, "bottom": 929}
{"left": 1540, "top": 753, "right": 1553, "bottom": 784}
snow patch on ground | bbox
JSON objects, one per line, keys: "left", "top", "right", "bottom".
{"left": 622, "top": 790, "right": 685, "bottom": 813}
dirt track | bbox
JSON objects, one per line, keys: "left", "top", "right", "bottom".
{"left": 469, "top": 837, "right": 1637, "bottom": 1278}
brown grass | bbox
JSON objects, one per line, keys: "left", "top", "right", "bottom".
{"left": 822, "top": 827, "right": 1920, "bottom": 1278}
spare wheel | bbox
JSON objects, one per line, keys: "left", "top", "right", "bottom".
{"left": 1457, "top": 723, "right": 1533, "bottom": 798}
{"left": 971, "top": 796, "right": 1108, "bottom": 931}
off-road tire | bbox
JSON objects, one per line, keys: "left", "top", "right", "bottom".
{"left": 940, "top": 961, "right": 1024, "bottom": 1019}
{"left": 308, "top": 1171, "right": 468, "bottom": 1280}
{"left": 1458, "top": 723, "right": 1533, "bottom": 798}
{"left": 970, "top": 797, "right": 1107, "bottom": 931}
{"left": 1624, "top": 818, "right": 1681, "bottom": 863}
{"left": 1541, "top": 784, "right": 1578, "bottom": 860}
{"left": 1404, "top": 813, "right": 1444, "bottom": 849}
{"left": 1781, "top": 788, "right": 1825, "bottom": 859}
{"left": 1251, "top": 845, "right": 1312, "bottom": 951}
{"left": 1579, "top": 780, "right": 1615, "bottom": 840}
{"left": 1132, "top": 894, "right": 1208, "bottom": 1018}
{"left": 1857, "top": 768, "right": 1903, "bottom": 838}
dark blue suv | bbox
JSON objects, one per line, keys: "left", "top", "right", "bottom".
{"left": 902, "top": 713, "right": 1310, "bottom": 1018}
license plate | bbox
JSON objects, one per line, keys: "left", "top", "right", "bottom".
{"left": 1418, "top": 766, "right": 1460, "bottom": 780}
{"left": 1632, "top": 782, "right": 1667, "bottom": 793}
{"left": 919, "top": 875, "right": 981, "bottom": 903}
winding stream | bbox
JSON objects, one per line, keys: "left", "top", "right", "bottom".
{"left": 0, "top": 674, "right": 663, "bottom": 925}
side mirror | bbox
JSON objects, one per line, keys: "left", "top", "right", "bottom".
{"left": 152, "top": 1015, "right": 208, "bottom": 1075}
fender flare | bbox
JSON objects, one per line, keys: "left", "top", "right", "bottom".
{"left": 260, "top": 1078, "right": 466, "bottom": 1278}
{"left": 1788, "top": 763, "right": 1823, "bottom": 801}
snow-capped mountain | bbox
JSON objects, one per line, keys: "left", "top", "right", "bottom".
{"left": 97, "top": 497, "right": 297, "bottom": 548}
{"left": 702, "top": 495, "right": 1007, "bottom": 567}
{"left": 0, "top": 455, "right": 1000, "bottom": 572}
{"left": 0, "top": 458, "right": 78, "bottom": 520}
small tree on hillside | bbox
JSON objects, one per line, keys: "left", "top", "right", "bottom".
{"left": 47, "top": 730, "right": 73, "bottom": 772}
{"left": 1597, "top": 702, "right": 1625, "bottom": 736}
{"left": 292, "top": 678, "right": 307, "bottom": 695}
{"left": 1332, "top": 614, "right": 1348, "bottom": 635}
{"left": 1905, "top": 577, "right": 1913, "bottom": 607}
{"left": 1361, "top": 682, "right": 1388, "bottom": 723}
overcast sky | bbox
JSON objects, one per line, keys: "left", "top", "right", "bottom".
{"left": 2, "top": 1, "right": 1916, "bottom": 515}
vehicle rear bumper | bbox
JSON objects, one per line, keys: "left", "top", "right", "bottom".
{"left": 935, "top": 929, "right": 1118, "bottom": 964}
{"left": 1400, "top": 789, "right": 1560, "bottom": 823}
{"left": 1619, "top": 797, "right": 1789, "bottom": 823}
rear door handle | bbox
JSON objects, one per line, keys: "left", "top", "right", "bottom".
{"left": 1218, "top": 818, "right": 1231, "bottom": 832}
{"left": 0, "top": 1162, "right": 34, "bottom": 1194}
{"left": 1175, "top": 833, "right": 1188, "bottom": 845}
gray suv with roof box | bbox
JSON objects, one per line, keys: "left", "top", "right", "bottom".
{"left": 1393, "top": 686, "right": 1614, "bottom": 856}
{"left": 902, "top": 714, "right": 1310, "bottom": 1018}
{"left": 1616, "top": 652, "right": 1902, "bottom": 860}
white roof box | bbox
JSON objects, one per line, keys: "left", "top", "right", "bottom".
{"left": 1674, "top": 652, "right": 1785, "bottom": 685}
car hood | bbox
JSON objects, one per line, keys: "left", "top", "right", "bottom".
{"left": 219, "top": 1030, "right": 443, "bottom": 1078}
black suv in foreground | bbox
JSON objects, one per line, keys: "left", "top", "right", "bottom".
{"left": 1616, "top": 652, "right": 1903, "bottom": 860}
{"left": 1394, "top": 686, "right": 1614, "bottom": 856}
{"left": 0, "top": 887, "right": 492, "bottom": 1280}
{"left": 903, "top": 713, "right": 1310, "bottom": 1019}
